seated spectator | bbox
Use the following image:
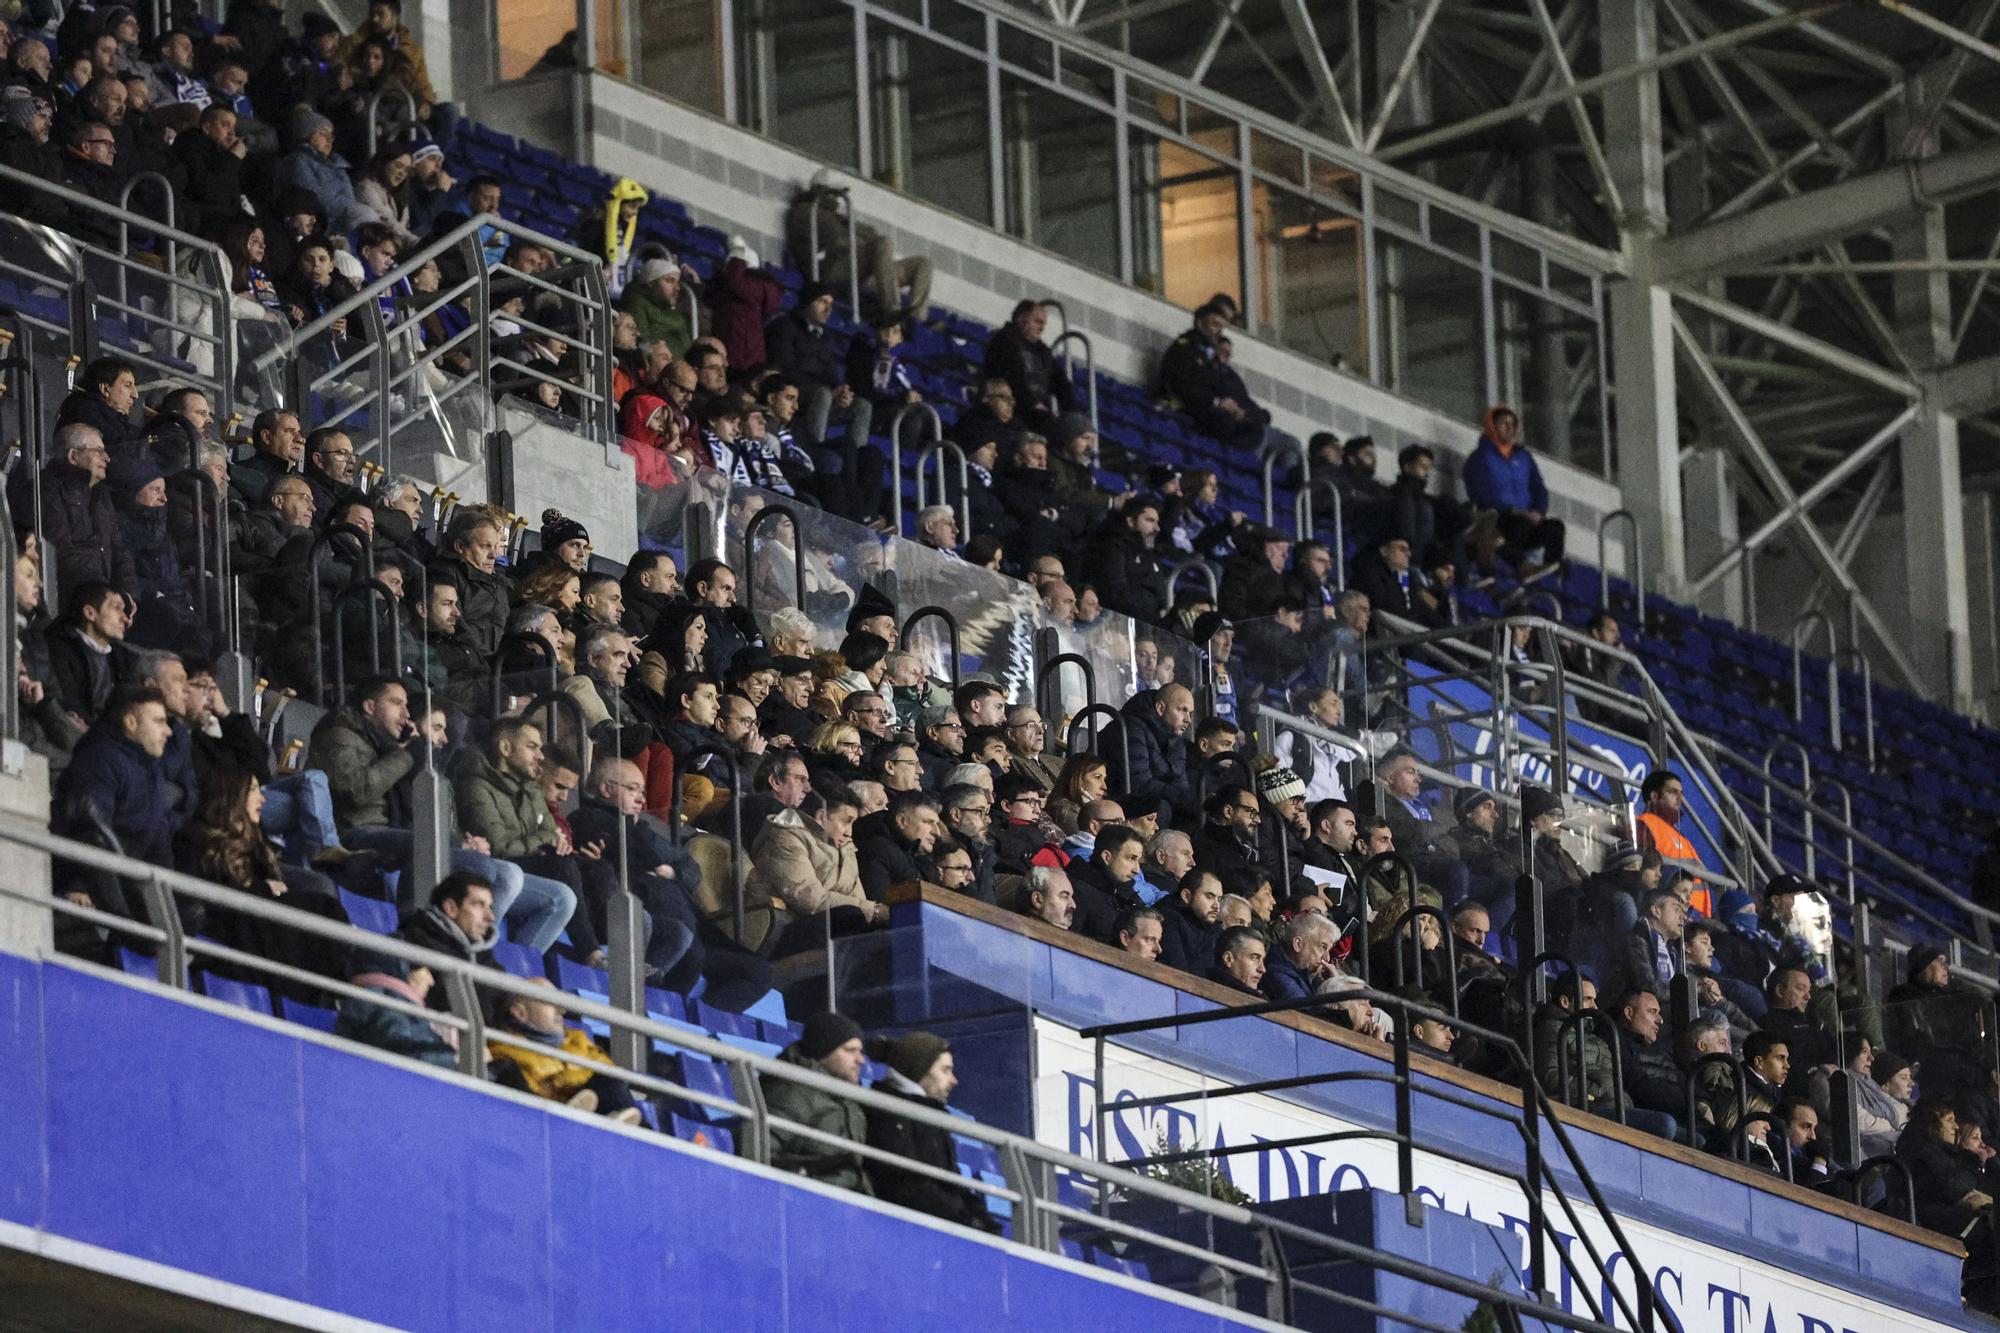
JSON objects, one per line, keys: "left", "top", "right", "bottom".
{"left": 1535, "top": 974, "right": 1619, "bottom": 1116}
{"left": 621, "top": 255, "right": 694, "bottom": 356}
{"left": 1349, "top": 533, "right": 1418, "bottom": 625}
{"left": 1598, "top": 886, "right": 1685, "bottom": 1011}
{"left": 1404, "top": 993, "right": 1458, "bottom": 1062}
{"left": 45, "top": 580, "right": 130, "bottom": 727}
{"left": 58, "top": 116, "right": 123, "bottom": 249}
{"left": 1761, "top": 964, "right": 1838, "bottom": 1088}
{"left": 786, "top": 171, "right": 932, "bottom": 320}
{"left": 857, "top": 789, "right": 940, "bottom": 899}
{"left": 1613, "top": 988, "right": 1683, "bottom": 1142}
{"left": 1462, "top": 405, "right": 1564, "bottom": 578}
{"left": 1888, "top": 946, "right": 1993, "bottom": 1092}
{"left": 1897, "top": 1096, "right": 1992, "bottom": 1235}
{"left": 563, "top": 756, "right": 706, "bottom": 990}
{"left": 845, "top": 312, "right": 919, "bottom": 427}
{"left": 1116, "top": 906, "right": 1165, "bottom": 962}
{"left": 913, "top": 505, "right": 959, "bottom": 557}
{"left": 487, "top": 976, "right": 642, "bottom": 1123}
{"left": 52, "top": 686, "right": 177, "bottom": 921}
{"left": 278, "top": 109, "right": 371, "bottom": 233}
{"left": 1777, "top": 1098, "right": 1830, "bottom": 1185}
{"left": 1093, "top": 495, "right": 1171, "bottom": 625}
{"left": 1066, "top": 822, "right": 1147, "bottom": 944}
{"left": 1263, "top": 910, "right": 1337, "bottom": 1002}
{"left": 1158, "top": 867, "right": 1223, "bottom": 973}
{"left": 1019, "top": 864, "right": 1075, "bottom": 931}
{"left": 1208, "top": 924, "right": 1267, "bottom": 996}
{"left": 179, "top": 104, "right": 250, "bottom": 235}
{"left": 1044, "top": 752, "right": 1107, "bottom": 836}
{"left": 1857, "top": 1046, "right": 1915, "bottom": 1159}
{"left": 863, "top": 1032, "right": 1000, "bottom": 1231}
{"left": 1158, "top": 303, "right": 1267, "bottom": 451}
{"left": 1123, "top": 683, "right": 1198, "bottom": 825}
{"left": 56, "top": 357, "right": 142, "bottom": 453}
{"left": 757, "top": 1010, "right": 873, "bottom": 1194}
{"left": 108, "top": 453, "right": 197, "bottom": 650}
{"left": 432, "top": 509, "right": 510, "bottom": 658}
{"left": 335, "top": 951, "right": 456, "bottom": 1067}
{"left": 17, "top": 424, "right": 133, "bottom": 599}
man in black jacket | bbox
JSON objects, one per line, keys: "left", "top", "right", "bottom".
{"left": 228, "top": 408, "right": 304, "bottom": 510}
{"left": 619, "top": 550, "right": 679, "bottom": 642}
{"left": 1192, "top": 783, "right": 1263, "bottom": 884}
{"left": 766, "top": 282, "right": 872, "bottom": 449}
{"left": 1157, "top": 867, "right": 1224, "bottom": 975}
{"left": 18, "top": 424, "right": 137, "bottom": 598}
{"left": 1349, "top": 533, "right": 1419, "bottom": 624}
{"left": 857, "top": 789, "right": 941, "bottom": 899}
{"left": 1157, "top": 304, "right": 1265, "bottom": 450}
{"left": 863, "top": 1033, "right": 1001, "bottom": 1232}
{"left": 177, "top": 104, "right": 249, "bottom": 233}
{"left": 982, "top": 300, "right": 1073, "bottom": 432}
{"left": 58, "top": 114, "right": 124, "bottom": 249}
{"left": 1122, "top": 684, "right": 1198, "bottom": 824}
{"left": 1066, "top": 823, "right": 1148, "bottom": 945}
{"left": 1092, "top": 495, "right": 1172, "bottom": 625}
{"left": 1613, "top": 988, "right": 1683, "bottom": 1142}
{"left": 45, "top": 580, "right": 131, "bottom": 728}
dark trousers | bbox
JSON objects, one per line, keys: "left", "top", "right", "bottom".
{"left": 1497, "top": 510, "right": 1566, "bottom": 565}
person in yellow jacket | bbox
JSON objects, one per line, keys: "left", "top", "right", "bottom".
{"left": 488, "top": 977, "right": 643, "bottom": 1124}
{"left": 578, "top": 176, "right": 650, "bottom": 299}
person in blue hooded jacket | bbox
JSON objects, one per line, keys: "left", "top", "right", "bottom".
{"left": 1460, "top": 404, "right": 1565, "bottom": 578}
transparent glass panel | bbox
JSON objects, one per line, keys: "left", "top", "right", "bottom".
{"left": 1430, "top": 211, "right": 1480, "bottom": 263}
{"left": 1492, "top": 233, "right": 1543, "bottom": 288}
{"left": 996, "top": 20, "right": 1054, "bottom": 79}
{"left": 1001, "top": 74, "right": 1120, "bottom": 277}
{"left": 1493, "top": 286, "right": 1605, "bottom": 475}
{"left": 1129, "top": 130, "right": 1241, "bottom": 311}
{"left": 929, "top": 0, "right": 987, "bottom": 51}
{"left": 1126, "top": 77, "right": 1179, "bottom": 131}
{"left": 633, "top": 0, "right": 729, "bottom": 116}
{"left": 1250, "top": 128, "right": 1304, "bottom": 189}
{"left": 1372, "top": 185, "right": 1422, "bottom": 234}
{"left": 1375, "top": 235, "right": 1485, "bottom": 428}
{"left": 1256, "top": 191, "right": 1368, "bottom": 376}
{"left": 1306, "top": 156, "right": 1364, "bottom": 216}
{"left": 1056, "top": 49, "right": 1117, "bottom": 106}
{"left": 738, "top": 0, "right": 859, "bottom": 168}
{"left": 869, "top": 24, "right": 992, "bottom": 224}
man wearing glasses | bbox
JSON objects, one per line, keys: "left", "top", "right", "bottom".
{"left": 20, "top": 424, "right": 134, "bottom": 596}
{"left": 915, "top": 704, "right": 964, "bottom": 787}
{"left": 840, "top": 690, "right": 893, "bottom": 742}
{"left": 61, "top": 121, "right": 124, "bottom": 241}
{"left": 1004, "top": 704, "right": 1058, "bottom": 792}
{"left": 940, "top": 783, "right": 996, "bottom": 904}
{"left": 929, "top": 838, "right": 981, "bottom": 903}
{"left": 1192, "top": 783, "right": 1264, "bottom": 882}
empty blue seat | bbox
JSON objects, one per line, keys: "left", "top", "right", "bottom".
{"left": 670, "top": 1113, "right": 734, "bottom": 1153}
{"left": 674, "top": 1053, "right": 738, "bottom": 1122}
{"left": 338, "top": 888, "right": 399, "bottom": 936}
{"left": 553, "top": 955, "right": 610, "bottom": 996}
{"left": 489, "top": 940, "right": 545, "bottom": 978}
{"left": 692, "top": 998, "right": 755, "bottom": 1037}
{"left": 281, "top": 998, "right": 339, "bottom": 1033}
{"left": 196, "top": 972, "right": 273, "bottom": 1015}
{"left": 117, "top": 948, "right": 158, "bottom": 979}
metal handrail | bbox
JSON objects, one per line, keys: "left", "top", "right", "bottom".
{"left": 1827, "top": 1156, "right": 1917, "bottom": 1225}
{"left": 740, "top": 503, "right": 805, "bottom": 618}
{"left": 364, "top": 85, "right": 420, "bottom": 160}
{"left": 1808, "top": 777, "right": 1857, "bottom": 901}
{"left": 901, "top": 605, "right": 962, "bottom": 695}
{"left": 912, "top": 438, "right": 970, "bottom": 537}
{"left": 1760, "top": 739, "right": 1815, "bottom": 872}
{"left": 886, "top": 402, "right": 943, "bottom": 535}
{"left": 303, "top": 521, "right": 376, "bottom": 705}
{"left": 1596, "top": 508, "right": 1645, "bottom": 630}
{"left": 1259, "top": 434, "right": 1311, "bottom": 541}
{"left": 1555, "top": 1009, "right": 1625, "bottom": 1126}
{"left": 1835, "top": 647, "right": 1877, "bottom": 768}
{"left": 1079, "top": 983, "right": 1657, "bottom": 1330}
{"left": 1790, "top": 610, "right": 1841, "bottom": 750}
{"left": 1164, "top": 558, "right": 1218, "bottom": 611}
{"left": 115, "top": 170, "right": 177, "bottom": 308}
{"left": 1050, "top": 329, "right": 1098, "bottom": 436}
{"left": 329, "top": 580, "right": 403, "bottom": 704}
{"left": 1309, "top": 480, "right": 1346, "bottom": 588}
{"left": 1063, "top": 703, "right": 1129, "bottom": 796}
{"left": 488, "top": 630, "right": 559, "bottom": 718}
{"left": 0, "top": 484, "right": 16, "bottom": 739}
{"left": 1388, "top": 903, "right": 1459, "bottom": 1012}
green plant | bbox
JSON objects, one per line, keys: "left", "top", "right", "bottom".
{"left": 1141, "top": 1130, "right": 1252, "bottom": 1205}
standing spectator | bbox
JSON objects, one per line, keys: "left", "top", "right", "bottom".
{"left": 982, "top": 299, "right": 1073, "bottom": 432}
{"left": 863, "top": 1032, "right": 1000, "bottom": 1231}
{"left": 1461, "top": 405, "right": 1564, "bottom": 578}
{"left": 576, "top": 175, "right": 648, "bottom": 298}
{"left": 756, "top": 1010, "right": 874, "bottom": 1194}
{"left": 708, "top": 238, "right": 784, "bottom": 370}
{"left": 1635, "top": 770, "right": 1709, "bottom": 917}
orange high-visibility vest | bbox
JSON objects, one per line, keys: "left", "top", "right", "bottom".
{"left": 1638, "top": 812, "right": 1711, "bottom": 917}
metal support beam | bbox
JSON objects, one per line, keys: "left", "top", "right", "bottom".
{"left": 1276, "top": 0, "right": 1360, "bottom": 145}
{"left": 1362, "top": 0, "right": 1443, "bottom": 153}
{"left": 1526, "top": 0, "right": 1624, "bottom": 220}
{"left": 1656, "top": 138, "right": 2000, "bottom": 279}
{"left": 1927, "top": 353, "right": 2000, "bottom": 416}
{"left": 1670, "top": 285, "right": 1919, "bottom": 398}
{"left": 1670, "top": 312, "right": 1927, "bottom": 692}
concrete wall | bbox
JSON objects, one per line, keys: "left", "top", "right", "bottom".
{"left": 0, "top": 743, "right": 50, "bottom": 958}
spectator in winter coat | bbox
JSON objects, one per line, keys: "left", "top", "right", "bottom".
{"left": 1092, "top": 495, "right": 1171, "bottom": 625}
{"left": 488, "top": 977, "right": 642, "bottom": 1122}
{"left": 1613, "top": 989, "right": 1683, "bottom": 1141}
{"left": 755, "top": 1011, "right": 875, "bottom": 1195}
{"left": 981, "top": 299, "right": 1074, "bottom": 433}
{"left": 707, "top": 243, "right": 784, "bottom": 369}
{"left": 277, "top": 109, "right": 373, "bottom": 233}
{"left": 1263, "top": 910, "right": 1337, "bottom": 1002}
{"left": 1157, "top": 303, "right": 1267, "bottom": 450}
{"left": 335, "top": 952, "right": 457, "bottom": 1067}
{"left": 0, "top": 93, "right": 64, "bottom": 228}
{"left": 52, "top": 688, "right": 177, "bottom": 918}
{"left": 21, "top": 423, "right": 138, "bottom": 599}
{"left": 1122, "top": 684, "right": 1199, "bottom": 824}
{"left": 845, "top": 313, "right": 920, "bottom": 424}
{"left": 620, "top": 255, "right": 694, "bottom": 356}
{"left": 768, "top": 281, "right": 875, "bottom": 452}
{"left": 1157, "top": 867, "right": 1224, "bottom": 974}
{"left": 107, "top": 452, "right": 196, "bottom": 650}
{"left": 177, "top": 104, "right": 250, "bottom": 234}
{"left": 785, "top": 171, "right": 932, "bottom": 319}
{"left": 1461, "top": 405, "right": 1564, "bottom": 577}
{"left": 864, "top": 1033, "right": 1001, "bottom": 1231}
{"left": 44, "top": 581, "right": 130, "bottom": 728}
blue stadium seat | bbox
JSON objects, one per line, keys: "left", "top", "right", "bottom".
{"left": 338, "top": 889, "right": 399, "bottom": 936}
{"left": 691, "top": 998, "right": 755, "bottom": 1037}
{"left": 117, "top": 948, "right": 157, "bottom": 980}
{"left": 670, "top": 1113, "right": 734, "bottom": 1154}
{"left": 673, "top": 1053, "right": 738, "bottom": 1122}
{"left": 281, "top": 998, "right": 339, "bottom": 1033}
{"left": 489, "top": 940, "right": 546, "bottom": 978}
{"left": 196, "top": 972, "right": 273, "bottom": 1016}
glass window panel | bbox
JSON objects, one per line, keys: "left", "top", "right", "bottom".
{"left": 1250, "top": 129, "right": 1303, "bottom": 188}
{"left": 1184, "top": 98, "right": 1234, "bottom": 151}
{"left": 996, "top": 20, "right": 1055, "bottom": 79}
{"left": 868, "top": 26, "right": 992, "bottom": 225}
{"left": 1306, "top": 156, "right": 1363, "bottom": 216}
{"left": 633, "top": 0, "right": 728, "bottom": 115}
{"left": 1257, "top": 190, "right": 1368, "bottom": 375}
{"left": 1372, "top": 185, "right": 1421, "bottom": 234}
{"left": 1376, "top": 235, "right": 1485, "bottom": 427}
{"left": 1492, "top": 233, "right": 1542, "bottom": 287}
{"left": 1493, "top": 286, "right": 1606, "bottom": 475}
{"left": 1056, "top": 49, "right": 1116, "bottom": 106}
{"left": 1001, "top": 75, "right": 1119, "bottom": 276}
{"left": 738, "top": 0, "right": 858, "bottom": 167}
{"left": 1127, "top": 78, "right": 1179, "bottom": 130}
{"left": 1129, "top": 129, "right": 1241, "bottom": 310}
{"left": 929, "top": 0, "right": 987, "bottom": 50}
{"left": 1430, "top": 211, "right": 1479, "bottom": 262}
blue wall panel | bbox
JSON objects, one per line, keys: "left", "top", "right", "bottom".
{"left": 0, "top": 952, "right": 1265, "bottom": 1333}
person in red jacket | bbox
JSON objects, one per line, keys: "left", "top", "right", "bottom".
{"left": 708, "top": 239, "right": 784, "bottom": 370}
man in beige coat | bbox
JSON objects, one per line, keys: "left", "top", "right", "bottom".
{"left": 749, "top": 788, "right": 887, "bottom": 957}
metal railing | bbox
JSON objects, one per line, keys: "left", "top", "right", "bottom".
{"left": 253, "top": 212, "right": 613, "bottom": 476}
{"left": 0, "top": 164, "right": 236, "bottom": 409}
{"left": 803, "top": 184, "right": 862, "bottom": 318}
{"left": 886, "top": 402, "right": 944, "bottom": 535}
{"left": 1050, "top": 328, "right": 1098, "bottom": 436}
{"left": 1258, "top": 435, "right": 1311, "bottom": 542}
{"left": 1790, "top": 610, "right": 1841, "bottom": 750}
{"left": 1596, "top": 508, "right": 1644, "bottom": 629}
{"left": 8, "top": 821, "right": 1633, "bottom": 1333}
{"left": 912, "top": 437, "right": 970, "bottom": 537}
{"left": 1079, "top": 985, "right": 1658, "bottom": 1331}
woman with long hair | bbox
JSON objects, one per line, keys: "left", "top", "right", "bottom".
{"left": 213, "top": 217, "right": 293, "bottom": 326}
{"left": 175, "top": 768, "right": 351, "bottom": 999}
{"left": 356, "top": 143, "right": 419, "bottom": 246}
{"left": 516, "top": 562, "right": 581, "bottom": 615}
{"left": 1045, "top": 752, "right": 1108, "bottom": 835}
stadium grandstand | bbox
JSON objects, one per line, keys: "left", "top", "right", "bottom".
{"left": 7, "top": 0, "right": 2000, "bottom": 1329}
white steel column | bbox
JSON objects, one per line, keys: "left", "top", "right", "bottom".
{"left": 1891, "top": 196, "right": 1975, "bottom": 708}
{"left": 1600, "top": 0, "right": 1687, "bottom": 596}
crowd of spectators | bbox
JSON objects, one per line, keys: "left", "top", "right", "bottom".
{"left": 5, "top": 0, "right": 1998, "bottom": 1289}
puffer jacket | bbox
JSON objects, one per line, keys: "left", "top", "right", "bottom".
{"left": 747, "top": 807, "right": 867, "bottom": 916}
{"left": 488, "top": 1022, "right": 615, "bottom": 1101}
{"left": 752, "top": 1043, "right": 874, "bottom": 1194}
{"left": 1533, "top": 1001, "right": 1619, "bottom": 1115}
{"left": 432, "top": 554, "right": 510, "bottom": 659}
{"left": 1122, "top": 689, "right": 1196, "bottom": 823}
{"left": 451, "top": 749, "right": 553, "bottom": 860}
{"left": 276, "top": 145, "right": 374, "bottom": 234}
{"left": 307, "top": 707, "right": 419, "bottom": 830}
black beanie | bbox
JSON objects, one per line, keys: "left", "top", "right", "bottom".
{"left": 799, "top": 1011, "right": 863, "bottom": 1061}
{"left": 881, "top": 1031, "right": 950, "bottom": 1085}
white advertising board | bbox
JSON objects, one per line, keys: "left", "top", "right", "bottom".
{"left": 1031, "top": 1018, "right": 1958, "bottom": 1333}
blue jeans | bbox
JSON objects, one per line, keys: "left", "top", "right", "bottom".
{"left": 261, "top": 770, "right": 340, "bottom": 863}
{"left": 1625, "top": 1108, "right": 1680, "bottom": 1143}
{"left": 340, "top": 827, "right": 575, "bottom": 954}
